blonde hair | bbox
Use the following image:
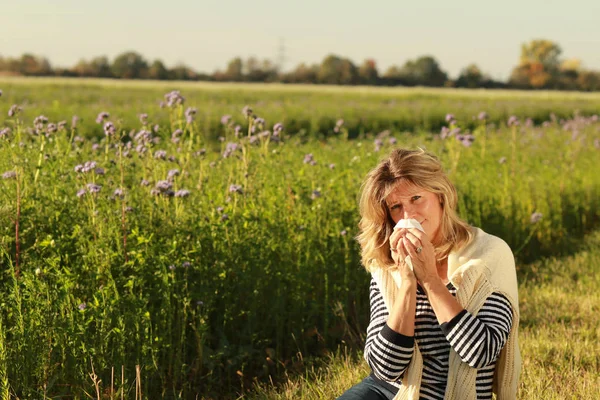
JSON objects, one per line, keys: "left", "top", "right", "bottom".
{"left": 357, "top": 148, "right": 472, "bottom": 271}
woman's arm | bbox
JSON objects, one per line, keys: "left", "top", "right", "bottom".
{"left": 440, "top": 292, "right": 513, "bottom": 368}
{"left": 364, "top": 278, "right": 415, "bottom": 382}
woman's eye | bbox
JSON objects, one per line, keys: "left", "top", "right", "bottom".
{"left": 390, "top": 204, "right": 401, "bottom": 211}
{"left": 411, "top": 196, "right": 421, "bottom": 202}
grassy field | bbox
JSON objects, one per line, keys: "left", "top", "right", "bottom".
{"left": 250, "top": 230, "right": 600, "bottom": 399}
{"left": 0, "top": 78, "right": 599, "bottom": 398}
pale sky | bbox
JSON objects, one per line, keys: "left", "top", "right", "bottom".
{"left": 2, "top": 0, "right": 599, "bottom": 81}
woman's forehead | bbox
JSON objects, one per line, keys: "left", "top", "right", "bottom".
{"left": 385, "top": 180, "right": 426, "bottom": 201}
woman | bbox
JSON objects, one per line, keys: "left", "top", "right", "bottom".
{"left": 338, "top": 148, "right": 520, "bottom": 400}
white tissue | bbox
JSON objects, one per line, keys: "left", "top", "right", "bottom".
{"left": 394, "top": 218, "right": 425, "bottom": 232}
{"left": 392, "top": 219, "right": 425, "bottom": 280}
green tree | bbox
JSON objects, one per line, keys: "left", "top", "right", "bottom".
{"left": 148, "top": 60, "right": 169, "bottom": 80}
{"left": 111, "top": 51, "right": 149, "bottom": 79}
{"left": 393, "top": 56, "right": 447, "bottom": 86}
{"left": 456, "top": 64, "right": 485, "bottom": 88}
{"left": 358, "top": 59, "right": 379, "bottom": 85}
{"left": 317, "top": 54, "right": 359, "bottom": 85}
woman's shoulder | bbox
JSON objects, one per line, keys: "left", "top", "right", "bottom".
{"left": 469, "top": 227, "right": 514, "bottom": 258}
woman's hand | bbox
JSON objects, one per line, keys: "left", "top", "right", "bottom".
{"left": 389, "top": 228, "right": 417, "bottom": 283}
{"left": 399, "top": 228, "right": 439, "bottom": 285}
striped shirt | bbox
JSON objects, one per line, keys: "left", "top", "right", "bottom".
{"left": 364, "top": 278, "right": 513, "bottom": 400}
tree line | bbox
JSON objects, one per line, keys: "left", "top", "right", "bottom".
{"left": 1, "top": 39, "right": 599, "bottom": 91}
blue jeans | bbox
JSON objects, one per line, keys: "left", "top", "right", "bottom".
{"left": 337, "top": 375, "right": 397, "bottom": 400}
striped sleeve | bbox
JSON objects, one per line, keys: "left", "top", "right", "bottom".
{"left": 440, "top": 292, "right": 513, "bottom": 369}
{"left": 363, "top": 277, "right": 414, "bottom": 381}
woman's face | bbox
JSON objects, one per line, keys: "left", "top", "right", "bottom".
{"left": 385, "top": 180, "right": 444, "bottom": 245}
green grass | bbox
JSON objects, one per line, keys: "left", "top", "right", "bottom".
{"left": 249, "top": 230, "right": 600, "bottom": 400}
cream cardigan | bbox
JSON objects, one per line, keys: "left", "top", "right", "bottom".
{"left": 371, "top": 227, "right": 521, "bottom": 400}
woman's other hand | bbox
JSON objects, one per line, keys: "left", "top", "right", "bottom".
{"left": 390, "top": 228, "right": 417, "bottom": 284}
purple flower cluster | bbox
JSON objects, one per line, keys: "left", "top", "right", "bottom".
{"left": 333, "top": 119, "right": 344, "bottom": 133}
{"left": 8, "top": 105, "right": 22, "bottom": 117}
{"left": 185, "top": 107, "right": 197, "bottom": 124}
{"left": 478, "top": 111, "right": 488, "bottom": 121}
{"left": 74, "top": 161, "right": 99, "bottom": 173}
{"left": 154, "top": 150, "right": 167, "bottom": 160}
{"left": 2, "top": 170, "right": 16, "bottom": 179}
{"left": 96, "top": 112, "right": 110, "bottom": 124}
{"left": 507, "top": 116, "right": 519, "bottom": 127}
{"left": 139, "top": 113, "right": 149, "bottom": 125}
{"left": 445, "top": 114, "right": 455, "bottom": 124}
{"left": 164, "top": 90, "right": 185, "bottom": 107}
{"left": 0, "top": 127, "right": 11, "bottom": 138}
{"left": 311, "top": 190, "right": 322, "bottom": 200}
{"left": 303, "top": 153, "right": 317, "bottom": 165}
{"left": 221, "top": 115, "right": 232, "bottom": 125}
{"left": 174, "top": 189, "right": 190, "bottom": 198}
{"left": 242, "top": 106, "right": 253, "bottom": 119}
{"left": 86, "top": 183, "right": 102, "bottom": 194}
{"left": 530, "top": 212, "right": 543, "bottom": 224}
{"left": 113, "top": 188, "right": 125, "bottom": 198}
{"left": 104, "top": 121, "right": 116, "bottom": 136}
{"left": 167, "top": 169, "right": 180, "bottom": 180}
{"left": 456, "top": 133, "right": 476, "bottom": 147}
{"left": 374, "top": 138, "right": 383, "bottom": 152}
{"left": 33, "top": 115, "right": 49, "bottom": 133}
{"left": 171, "top": 129, "right": 183, "bottom": 143}
{"left": 273, "top": 123, "right": 284, "bottom": 136}
{"left": 223, "top": 142, "right": 240, "bottom": 158}
{"left": 229, "top": 184, "right": 243, "bottom": 194}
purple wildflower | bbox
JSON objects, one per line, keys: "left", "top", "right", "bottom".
{"left": 223, "top": 142, "right": 240, "bottom": 158}
{"left": 242, "top": 106, "right": 253, "bottom": 118}
{"left": 389, "top": 137, "right": 397, "bottom": 145}
{"left": 8, "top": 105, "right": 21, "bottom": 118}
{"left": 440, "top": 126, "right": 450, "bottom": 139}
{"left": 113, "top": 188, "right": 125, "bottom": 198}
{"left": 92, "top": 143, "right": 101, "bottom": 151}
{"left": 2, "top": 171, "right": 16, "bottom": 179}
{"left": 139, "top": 113, "right": 148, "bottom": 124}
{"left": 169, "top": 265, "right": 176, "bottom": 271}
{"left": 46, "top": 123, "right": 57, "bottom": 134}
{"left": 86, "top": 183, "right": 102, "bottom": 194}
{"left": 182, "top": 261, "right": 191, "bottom": 268}
{"left": 273, "top": 123, "right": 283, "bottom": 135}
{"left": 530, "top": 212, "right": 543, "bottom": 224}
{"left": 58, "top": 120, "right": 67, "bottom": 130}
{"left": 96, "top": 112, "right": 110, "bottom": 124}
{"left": 221, "top": 213, "right": 229, "bottom": 221}
{"left": 340, "top": 230, "right": 347, "bottom": 236}
{"left": 221, "top": 115, "right": 232, "bottom": 125}
{"left": 185, "top": 107, "right": 197, "bottom": 124}
{"left": 175, "top": 189, "right": 190, "bottom": 198}
{"left": 216, "top": 206, "right": 224, "bottom": 213}
{"left": 167, "top": 169, "right": 180, "bottom": 180}
{"left": 507, "top": 116, "right": 519, "bottom": 127}
{"left": 499, "top": 157, "right": 507, "bottom": 164}
{"left": 76, "top": 188, "right": 86, "bottom": 198}
{"left": 445, "top": 114, "right": 455, "bottom": 123}
{"left": 478, "top": 111, "right": 488, "bottom": 121}
{"left": 234, "top": 125, "right": 242, "bottom": 137}
{"left": 329, "top": 163, "right": 335, "bottom": 169}
{"left": 164, "top": 90, "right": 185, "bottom": 107}
{"left": 311, "top": 190, "right": 322, "bottom": 200}
{"left": 154, "top": 150, "right": 167, "bottom": 160}
{"left": 141, "top": 179, "right": 150, "bottom": 186}
{"left": 155, "top": 180, "right": 172, "bottom": 192}
{"left": 94, "top": 167, "right": 105, "bottom": 175}
{"left": 0, "top": 128, "right": 11, "bottom": 138}
{"left": 104, "top": 121, "right": 116, "bottom": 136}
{"left": 229, "top": 184, "right": 243, "bottom": 194}
{"left": 459, "top": 134, "right": 475, "bottom": 147}
{"left": 194, "top": 148, "right": 206, "bottom": 157}
{"left": 303, "top": 153, "right": 315, "bottom": 164}
{"left": 78, "top": 303, "right": 87, "bottom": 311}
{"left": 71, "top": 115, "right": 80, "bottom": 128}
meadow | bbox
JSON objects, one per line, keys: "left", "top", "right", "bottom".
{"left": 0, "top": 78, "right": 599, "bottom": 399}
